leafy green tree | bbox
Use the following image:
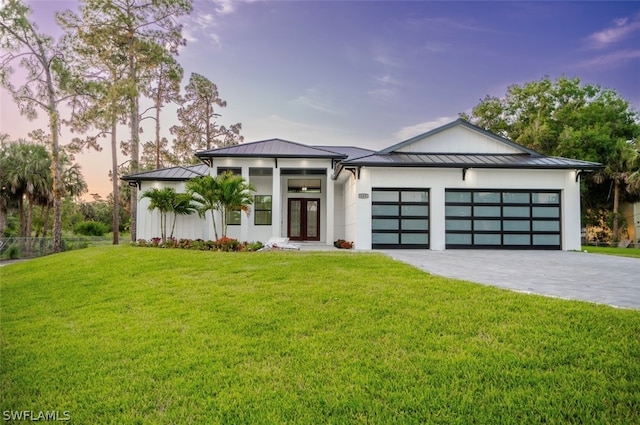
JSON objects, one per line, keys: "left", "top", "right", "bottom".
{"left": 58, "top": 3, "right": 129, "bottom": 246}
{"left": 171, "top": 73, "right": 243, "bottom": 164}
{"left": 461, "top": 76, "right": 640, "bottom": 241}
{"left": 169, "top": 192, "right": 196, "bottom": 240}
{"left": 0, "top": 0, "right": 82, "bottom": 252}
{"left": 217, "top": 172, "right": 255, "bottom": 238}
{"left": 140, "top": 187, "right": 194, "bottom": 242}
{"left": 186, "top": 175, "right": 222, "bottom": 240}
{"left": 142, "top": 54, "right": 183, "bottom": 169}
{"left": 140, "top": 187, "right": 175, "bottom": 242}
{"left": 186, "top": 172, "right": 255, "bottom": 239}
{"left": 58, "top": 0, "right": 192, "bottom": 243}
{"left": 1, "top": 141, "right": 51, "bottom": 237}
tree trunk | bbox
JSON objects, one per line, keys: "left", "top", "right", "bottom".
{"left": 37, "top": 35, "right": 63, "bottom": 253}
{"left": 211, "top": 210, "right": 218, "bottom": 241}
{"left": 42, "top": 204, "right": 51, "bottom": 238}
{"left": 612, "top": 179, "right": 620, "bottom": 242}
{"left": 0, "top": 200, "right": 7, "bottom": 237}
{"left": 18, "top": 196, "right": 26, "bottom": 237}
{"left": 155, "top": 64, "right": 163, "bottom": 169}
{"left": 111, "top": 116, "right": 120, "bottom": 245}
{"left": 129, "top": 69, "right": 139, "bottom": 242}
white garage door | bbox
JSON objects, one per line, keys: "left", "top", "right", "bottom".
{"left": 445, "top": 189, "right": 561, "bottom": 249}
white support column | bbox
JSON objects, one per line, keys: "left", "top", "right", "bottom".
{"left": 272, "top": 166, "right": 281, "bottom": 238}
{"left": 241, "top": 166, "right": 250, "bottom": 242}
{"left": 325, "top": 167, "right": 335, "bottom": 245}
{"left": 354, "top": 168, "right": 372, "bottom": 250}
{"left": 430, "top": 186, "right": 446, "bottom": 250}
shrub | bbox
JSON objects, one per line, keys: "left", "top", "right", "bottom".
{"left": 74, "top": 221, "right": 109, "bottom": 237}
{"left": 247, "top": 241, "right": 264, "bottom": 252}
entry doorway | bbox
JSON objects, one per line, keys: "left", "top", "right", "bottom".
{"left": 288, "top": 198, "right": 320, "bottom": 241}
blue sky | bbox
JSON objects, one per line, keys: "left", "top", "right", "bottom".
{"left": 1, "top": 0, "right": 639, "bottom": 197}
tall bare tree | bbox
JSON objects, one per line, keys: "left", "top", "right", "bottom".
{"left": 171, "top": 73, "right": 243, "bottom": 164}
{"left": 58, "top": 0, "right": 192, "bottom": 242}
{"left": 141, "top": 55, "right": 183, "bottom": 169}
{"left": 0, "top": 0, "right": 82, "bottom": 252}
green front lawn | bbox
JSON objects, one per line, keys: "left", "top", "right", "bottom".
{"left": 583, "top": 245, "right": 640, "bottom": 259}
{"left": 1, "top": 246, "right": 639, "bottom": 424}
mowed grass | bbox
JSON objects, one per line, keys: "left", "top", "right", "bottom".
{"left": 583, "top": 245, "right": 640, "bottom": 259}
{"left": 1, "top": 247, "right": 639, "bottom": 424}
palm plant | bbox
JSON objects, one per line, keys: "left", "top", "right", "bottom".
{"left": 186, "top": 175, "right": 222, "bottom": 240}
{"left": 169, "top": 192, "right": 196, "bottom": 240}
{"left": 186, "top": 172, "right": 256, "bottom": 240}
{"left": 593, "top": 139, "right": 639, "bottom": 241}
{"left": 140, "top": 187, "right": 175, "bottom": 242}
{"left": 217, "top": 172, "right": 256, "bottom": 238}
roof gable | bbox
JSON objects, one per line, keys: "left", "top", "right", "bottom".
{"left": 196, "top": 138, "right": 347, "bottom": 159}
{"left": 380, "top": 119, "right": 540, "bottom": 156}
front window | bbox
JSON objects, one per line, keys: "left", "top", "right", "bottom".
{"left": 226, "top": 209, "right": 241, "bottom": 225}
{"left": 254, "top": 195, "right": 272, "bottom": 225}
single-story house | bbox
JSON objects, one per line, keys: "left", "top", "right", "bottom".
{"left": 123, "top": 119, "right": 601, "bottom": 250}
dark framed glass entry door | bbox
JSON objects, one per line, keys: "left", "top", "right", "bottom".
{"left": 288, "top": 198, "right": 320, "bottom": 241}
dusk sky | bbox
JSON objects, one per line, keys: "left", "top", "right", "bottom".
{"left": 1, "top": 0, "right": 639, "bottom": 198}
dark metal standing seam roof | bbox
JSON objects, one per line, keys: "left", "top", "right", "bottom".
{"left": 341, "top": 153, "right": 603, "bottom": 169}
{"left": 121, "top": 164, "right": 209, "bottom": 181}
{"left": 195, "top": 139, "right": 348, "bottom": 159}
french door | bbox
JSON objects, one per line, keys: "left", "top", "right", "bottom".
{"left": 288, "top": 198, "right": 320, "bottom": 241}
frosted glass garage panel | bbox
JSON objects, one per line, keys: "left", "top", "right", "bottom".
{"left": 446, "top": 206, "right": 471, "bottom": 217}
{"left": 372, "top": 219, "right": 399, "bottom": 230}
{"left": 503, "top": 220, "right": 530, "bottom": 231}
{"left": 474, "top": 206, "right": 500, "bottom": 217}
{"left": 504, "top": 234, "right": 531, "bottom": 245}
{"left": 446, "top": 220, "right": 471, "bottom": 231}
{"left": 532, "top": 193, "right": 560, "bottom": 204}
{"left": 533, "top": 234, "right": 560, "bottom": 245}
{"left": 401, "top": 191, "right": 428, "bottom": 202}
{"left": 446, "top": 234, "right": 472, "bottom": 245}
{"left": 402, "top": 205, "right": 429, "bottom": 216}
{"left": 532, "top": 221, "right": 560, "bottom": 231}
{"left": 533, "top": 207, "right": 559, "bottom": 218}
{"left": 474, "top": 234, "right": 501, "bottom": 245}
{"left": 402, "top": 233, "right": 429, "bottom": 244}
{"left": 504, "top": 206, "right": 530, "bottom": 217}
{"left": 372, "top": 233, "right": 399, "bottom": 244}
{"left": 372, "top": 205, "right": 399, "bottom": 216}
{"left": 372, "top": 191, "right": 399, "bottom": 202}
{"left": 445, "top": 191, "right": 471, "bottom": 203}
{"left": 401, "top": 219, "right": 428, "bottom": 231}
{"left": 474, "top": 220, "right": 501, "bottom": 231}
{"left": 473, "top": 192, "right": 501, "bottom": 203}
{"left": 503, "top": 192, "right": 530, "bottom": 203}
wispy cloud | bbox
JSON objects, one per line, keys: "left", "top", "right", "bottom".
{"left": 586, "top": 14, "right": 640, "bottom": 49}
{"left": 211, "top": 0, "right": 236, "bottom": 15}
{"left": 406, "top": 16, "right": 496, "bottom": 34}
{"left": 393, "top": 116, "right": 456, "bottom": 141}
{"left": 578, "top": 49, "right": 640, "bottom": 67}
{"left": 368, "top": 88, "right": 395, "bottom": 103}
{"left": 183, "top": 0, "right": 248, "bottom": 47}
{"left": 292, "top": 89, "right": 339, "bottom": 115}
{"left": 374, "top": 54, "right": 402, "bottom": 67}
{"left": 423, "top": 41, "right": 450, "bottom": 53}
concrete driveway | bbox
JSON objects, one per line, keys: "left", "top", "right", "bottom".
{"left": 381, "top": 250, "right": 640, "bottom": 309}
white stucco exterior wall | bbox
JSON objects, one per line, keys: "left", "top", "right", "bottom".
{"left": 353, "top": 167, "right": 582, "bottom": 251}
